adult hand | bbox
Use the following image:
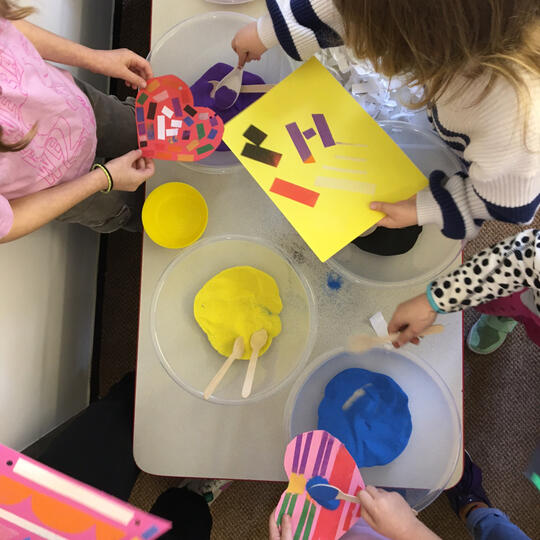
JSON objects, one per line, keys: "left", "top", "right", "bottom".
{"left": 370, "top": 195, "right": 418, "bottom": 228}
{"left": 90, "top": 48, "right": 153, "bottom": 89}
{"left": 269, "top": 513, "right": 293, "bottom": 540}
{"left": 104, "top": 149, "right": 155, "bottom": 192}
{"left": 231, "top": 22, "right": 268, "bottom": 66}
{"left": 358, "top": 486, "right": 426, "bottom": 540}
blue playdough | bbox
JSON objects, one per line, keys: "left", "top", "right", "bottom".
{"left": 318, "top": 368, "right": 412, "bottom": 468}
{"left": 306, "top": 476, "right": 339, "bottom": 510}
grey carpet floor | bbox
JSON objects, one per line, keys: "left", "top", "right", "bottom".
{"left": 96, "top": 218, "right": 540, "bottom": 540}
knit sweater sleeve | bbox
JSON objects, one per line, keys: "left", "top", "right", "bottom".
{"left": 257, "top": 0, "right": 344, "bottom": 61}
{"left": 416, "top": 75, "right": 540, "bottom": 240}
{"left": 427, "top": 229, "right": 540, "bottom": 315}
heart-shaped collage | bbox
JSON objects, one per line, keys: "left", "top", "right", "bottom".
{"left": 274, "top": 430, "right": 365, "bottom": 540}
{"left": 135, "top": 75, "right": 224, "bottom": 162}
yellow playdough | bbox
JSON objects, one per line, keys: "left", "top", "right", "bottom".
{"left": 194, "top": 266, "right": 282, "bottom": 359}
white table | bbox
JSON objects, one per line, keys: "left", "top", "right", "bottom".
{"left": 134, "top": 0, "right": 463, "bottom": 486}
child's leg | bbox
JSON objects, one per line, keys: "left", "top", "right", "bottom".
{"left": 56, "top": 188, "right": 142, "bottom": 232}
{"left": 55, "top": 79, "right": 143, "bottom": 232}
{"left": 467, "top": 289, "right": 540, "bottom": 354}
{"left": 74, "top": 78, "right": 137, "bottom": 159}
{"left": 149, "top": 488, "right": 212, "bottom": 540}
{"left": 466, "top": 508, "right": 531, "bottom": 540}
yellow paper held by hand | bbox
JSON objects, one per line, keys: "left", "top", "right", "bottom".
{"left": 223, "top": 57, "right": 427, "bottom": 262}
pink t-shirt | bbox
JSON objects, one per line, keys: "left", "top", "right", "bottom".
{"left": 0, "top": 18, "right": 97, "bottom": 238}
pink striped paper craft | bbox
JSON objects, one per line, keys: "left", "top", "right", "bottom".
{"left": 0, "top": 443, "right": 171, "bottom": 540}
{"left": 274, "top": 430, "right": 365, "bottom": 540}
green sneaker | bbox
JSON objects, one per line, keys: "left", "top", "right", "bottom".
{"left": 467, "top": 315, "right": 517, "bottom": 354}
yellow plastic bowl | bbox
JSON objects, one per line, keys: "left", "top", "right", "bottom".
{"left": 142, "top": 182, "right": 208, "bottom": 249}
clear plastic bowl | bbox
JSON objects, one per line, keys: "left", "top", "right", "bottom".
{"left": 148, "top": 11, "right": 294, "bottom": 174}
{"left": 327, "top": 121, "right": 464, "bottom": 287}
{"left": 151, "top": 235, "right": 317, "bottom": 404}
{"left": 284, "top": 347, "right": 461, "bottom": 511}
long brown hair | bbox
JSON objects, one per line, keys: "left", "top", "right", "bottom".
{"left": 0, "top": 0, "right": 37, "bottom": 153}
{"left": 333, "top": 0, "right": 540, "bottom": 110}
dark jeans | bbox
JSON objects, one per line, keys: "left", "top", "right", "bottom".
{"left": 36, "top": 373, "right": 212, "bottom": 540}
{"left": 56, "top": 78, "right": 143, "bottom": 233}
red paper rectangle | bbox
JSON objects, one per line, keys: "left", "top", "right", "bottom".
{"left": 270, "top": 178, "right": 320, "bottom": 208}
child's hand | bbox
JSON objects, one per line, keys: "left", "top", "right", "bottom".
{"left": 370, "top": 195, "right": 418, "bottom": 228}
{"left": 90, "top": 49, "right": 153, "bottom": 90}
{"left": 388, "top": 294, "right": 437, "bottom": 347}
{"left": 269, "top": 513, "right": 293, "bottom": 540}
{"left": 105, "top": 149, "right": 155, "bottom": 192}
{"left": 231, "top": 22, "right": 268, "bottom": 66}
{"left": 358, "top": 487, "right": 426, "bottom": 540}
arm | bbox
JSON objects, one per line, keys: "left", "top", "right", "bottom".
{"left": 358, "top": 486, "right": 441, "bottom": 540}
{"left": 12, "top": 19, "right": 152, "bottom": 89}
{"left": 0, "top": 150, "right": 154, "bottom": 243}
{"left": 232, "top": 0, "right": 344, "bottom": 63}
{"left": 388, "top": 228, "right": 540, "bottom": 345}
{"left": 372, "top": 76, "right": 539, "bottom": 239}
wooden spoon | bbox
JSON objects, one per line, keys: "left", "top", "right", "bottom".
{"left": 347, "top": 324, "right": 444, "bottom": 354}
{"left": 203, "top": 336, "right": 244, "bottom": 400}
{"left": 208, "top": 80, "right": 275, "bottom": 94}
{"left": 241, "top": 329, "right": 268, "bottom": 398}
{"left": 308, "top": 482, "right": 361, "bottom": 504}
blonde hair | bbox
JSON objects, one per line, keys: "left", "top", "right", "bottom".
{"left": 0, "top": 0, "right": 37, "bottom": 153}
{"left": 333, "top": 0, "right": 540, "bottom": 110}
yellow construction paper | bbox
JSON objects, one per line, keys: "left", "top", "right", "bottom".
{"left": 223, "top": 57, "right": 428, "bottom": 262}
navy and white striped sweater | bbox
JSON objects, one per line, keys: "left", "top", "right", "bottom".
{"left": 257, "top": 0, "right": 540, "bottom": 240}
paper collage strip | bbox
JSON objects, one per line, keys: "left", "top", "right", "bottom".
{"left": 0, "top": 443, "right": 171, "bottom": 540}
{"left": 275, "top": 430, "right": 365, "bottom": 540}
{"left": 223, "top": 57, "right": 428, "bottom": 262}
{"left": 136, "top": 75, "right": 224, "bottom": 162}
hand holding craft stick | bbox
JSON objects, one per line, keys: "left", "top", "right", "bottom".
{"left": 204, "top": 336, "right": 244, "bottom": 400}
{"left": 347, "top": 325, "right": 444, "bottom": 354}
{"left": 242, "top": 329, "right": 268, "bottom": 398}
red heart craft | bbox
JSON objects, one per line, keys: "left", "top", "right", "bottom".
{"left": 135, "top": 75, "right": 224, "bottom": 161}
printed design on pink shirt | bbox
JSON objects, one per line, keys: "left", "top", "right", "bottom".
{"left": 0, "top": 22, "right": 96, "bottom": 189}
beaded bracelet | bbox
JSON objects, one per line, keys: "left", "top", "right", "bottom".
{"left": 92, "top": 163, "right": 114, "bottom": 193}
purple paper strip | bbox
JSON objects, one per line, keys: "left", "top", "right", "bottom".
{"left": 298, "top": 431, "right": 313, "bottom": 474}
{"left": 137, "top": 123, "right": 146, "bottom": 135}
{"left": 292, "top": 433, "right": 303, "bottom": 474}
{"left": 312, "top": 431, "right": 328, "bottom": 476}
{"left": 303, "top": 128, "right": 316, "bottom": 139}
{"left": 207, "top": 128, "right": 218, "bottom": 140}
{"left": 312, "top": 114, "right": 336, "bottom": 147}
{"left": 286, "top": 122, "right": 313, "bottom": 163}
{"left": 210, "top": 116, "right": 219, "bottom": 127}
{"left": 320, "top": 437, "right": 334, "bottom": 477}
{"left": 171, "top": 97, "right": 182, "bottom": 117}
{"left": 136, "top": 107, "right": 144, "bottom": 122}
{"left": 182, "top": 130, "right": 190, "bottom": 140}
{"left": 147, "top": 124, "right": 155, "bottom": 140}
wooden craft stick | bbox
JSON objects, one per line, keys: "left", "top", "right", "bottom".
{"left": 204, "top": 337, "right": 244, "bottom": 400}
{"left": 241, "top": 329, "right": 268, "bottom": 399}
